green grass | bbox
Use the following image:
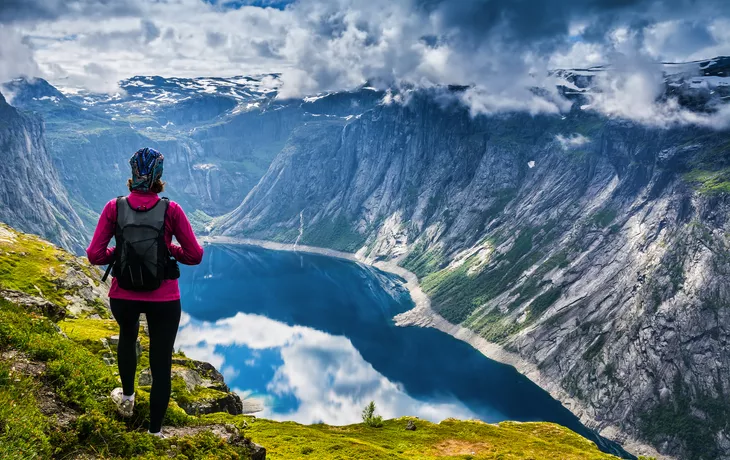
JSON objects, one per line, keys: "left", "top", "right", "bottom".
{"left": 684, "top": 168, "right": 730, "bottom": 195}
{"left": 300, "top": 215, "right": 366, "bottom": 252}
{"left": 246, "top": 418, "right": 618, "bottom": 460}
{"left": 401, "top": 242, "right": 446, "bottom": 278}
{"left": 59, "top": 318, "right": 125, "bottom": 354}
{"left": 189, "top": 209, "right": 215, "bottom": 234}
{"left": 0, "top": 224, "right": 77, "bottom": 306}
{"left": 0, "top": 360, "right": 52, "bottom": 459}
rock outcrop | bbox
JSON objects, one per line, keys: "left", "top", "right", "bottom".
{"left": 138, "top": 358, "right": 248, "bottom": 416}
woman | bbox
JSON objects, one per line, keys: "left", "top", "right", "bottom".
{"left": 86, "top": 147, "right": 203, "bottom": 437}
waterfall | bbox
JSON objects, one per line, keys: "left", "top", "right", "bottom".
{"left": 293, "top": 210, "right": 304, "bottom": 248}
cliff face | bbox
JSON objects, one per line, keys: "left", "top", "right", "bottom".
{"left": 3, "top": 78, "right": 380, "bottom": 228}
{"left": 216, "top": 95, "right": 730, "bottom": 459}
{"left": 0, "top": 93, "right": 87, "bottom": 253}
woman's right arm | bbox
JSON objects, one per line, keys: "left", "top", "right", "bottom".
{"left": 86, "top": 200, "right": 116, "bottom": 265}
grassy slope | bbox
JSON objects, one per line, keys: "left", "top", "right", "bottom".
{"left": 248, "top": 418, "right": 618, "bottom": 460}
{"left": 0, "top": 223, "right": 622, "bottom": 459}
{"left": 0, "top": 223, "right": 94, "bottom": 306}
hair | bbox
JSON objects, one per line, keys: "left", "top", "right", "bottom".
{"left": 127, "top": 178, "right": 166, "bottom": 193}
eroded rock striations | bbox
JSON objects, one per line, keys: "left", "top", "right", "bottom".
{"left": 0, "top": 93, "right": 87, "bottom": 253}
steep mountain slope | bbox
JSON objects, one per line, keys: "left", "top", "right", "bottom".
{"left": 214, "top": 92, "right": 730, "bottom": 459}
{"left": 0, "top": 93, "right": 87, "bottom": 253}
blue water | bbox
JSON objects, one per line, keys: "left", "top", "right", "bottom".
{"left": 177, "top": 244, "right": 630, "bottom": 458}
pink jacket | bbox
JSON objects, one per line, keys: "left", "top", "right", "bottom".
{"left": 86, "top": 191, "right": 204, "bottom": 301}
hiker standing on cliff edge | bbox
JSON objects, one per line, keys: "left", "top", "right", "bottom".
{"left": 86, "top": 147, "right": 203, "bottom": 438}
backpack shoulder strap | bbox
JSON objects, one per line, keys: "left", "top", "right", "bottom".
{"left": 116, "top": 196, "right": 134, "bottom": 228}
{"left": 114, "top": 196, "right": 126, "bottom": 229}
{"left": 161, "top": 197, "right": 170, "bottom": 225}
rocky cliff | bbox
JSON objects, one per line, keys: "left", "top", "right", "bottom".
{"left": 0, "top": 93, "right": 87, "bottom": 253}
{"left": 215, "top": 93, "right": 730, "bottom": 459}
{"left": 2, "top": 77, "right": 381, "bottom": 234}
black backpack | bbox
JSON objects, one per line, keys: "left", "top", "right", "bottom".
{"left": 102, "top": 197, "right": 179, "bottom": 291}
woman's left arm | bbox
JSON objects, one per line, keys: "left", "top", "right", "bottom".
{"left": 169, "top": 203, "right": 204, "bottom": 265}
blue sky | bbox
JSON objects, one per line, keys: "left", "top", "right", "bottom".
{"left": 202, "top": 0, "right": 295, "bottom": 10}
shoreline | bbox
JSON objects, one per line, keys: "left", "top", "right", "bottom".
{"left": 202, "top": 235, "right": 667, "bottom": 460}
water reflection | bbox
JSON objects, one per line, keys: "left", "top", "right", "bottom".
{"left": 177, "top": 244, "right": 631, "bottom": 458}
{"left": 176, "top": 311, "right": 481, "bottom": 424}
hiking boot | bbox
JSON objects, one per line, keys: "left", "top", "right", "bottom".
{"left": 148, "top": 430, "right": 166, "bottom": 439}
{"left": 111, "top": 387, "right": 134, "bottom": 418}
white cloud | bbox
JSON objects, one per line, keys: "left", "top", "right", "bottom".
{"left": 584, "top": 54, "right": 730, "bottom": 129}
{"left": 0, "top": 25, "right": 40, "bottom": 83}
{"left": 556, "top": 133, "right": 590, "bottom": 150}
{"left": 2, "top": 0, "right": 730, "bottom": 126}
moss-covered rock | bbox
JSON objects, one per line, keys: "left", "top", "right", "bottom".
{"left": 0, "top": 223, "right": 109, "bottom": 318}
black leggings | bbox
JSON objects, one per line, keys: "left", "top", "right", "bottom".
{"left": 110, "top": 298, "right": 181, "bottom": 433}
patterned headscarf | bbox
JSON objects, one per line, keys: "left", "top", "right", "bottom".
{"left": 129, "top": 147, "right": 164, "bottom": 192}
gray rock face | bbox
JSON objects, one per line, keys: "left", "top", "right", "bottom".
{"left": 215, "top": 96, "right": 730, "bottom": 459}
{"left": 177, "top": 391, "right": 244, "bottom": 417}
{"left": 0, "top": 92, "right": 87, "bottom": 252}
{"left": 0, "top": 289, "right": 66, "bottom": 321}
{"left": 3, "top": 77, "right": 380, "bottom": 236}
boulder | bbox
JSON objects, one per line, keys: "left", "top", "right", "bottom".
{"left": 102, "top": 352, "right": 116, "bottom": 366}
{"left": 139, "top": 361, "right": 245, "bottom": 416}
{"left": 172, "top": 358, "right": 228, "bottom": 391}
{"left": 247, "top": 440, "right": 267, "bottom": 460}
{"left": 139, "top": 365, "right": 214, "bottom": 390}
{"left": 177, "top": 391, "right": 244, "bottom": 416}
{"left": 405, "top": 420, "right": 417, "bottom": 431}
{"left": 1, "top": 289, "right": 66, "bottom": 321}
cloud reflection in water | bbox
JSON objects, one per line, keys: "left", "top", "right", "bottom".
{"left": 175, "top": 311, "right": 481, "bottom": 425}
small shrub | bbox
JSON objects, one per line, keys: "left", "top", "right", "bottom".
{"left": 362, "top": 401, "right": 383, "bottom": 428}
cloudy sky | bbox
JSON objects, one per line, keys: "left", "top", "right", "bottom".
{"left": 1, "top": 0, "right": 730, "bottom": 123}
